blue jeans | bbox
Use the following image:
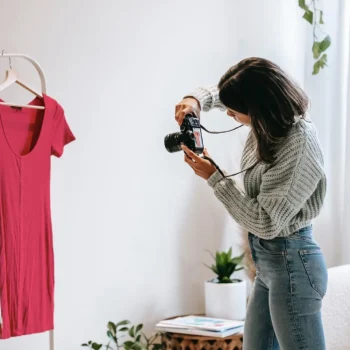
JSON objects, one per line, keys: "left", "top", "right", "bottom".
{"left": 244, "top": 226, "right": 328, "bottom": 350}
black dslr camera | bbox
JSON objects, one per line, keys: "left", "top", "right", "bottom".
{"left": 164, "top": 114, "right": 204, "bottom": 154}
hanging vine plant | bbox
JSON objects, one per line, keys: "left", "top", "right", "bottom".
{"left": 299, "top": 0, "right": 331, "bottom": 75}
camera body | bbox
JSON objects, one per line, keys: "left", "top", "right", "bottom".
{"left": 164, "top": 114, "right": 204, "bottom": 154}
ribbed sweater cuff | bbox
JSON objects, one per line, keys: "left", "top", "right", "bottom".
{"left": 184, "top": 88, "right": 209, "bottom": 111}
{"left": 184, "top": 86, "right": 225, "bottom": 112}
{"left": 207, "top": 170, "right": 225, "bottom": 188}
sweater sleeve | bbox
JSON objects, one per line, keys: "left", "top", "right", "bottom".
{"left": 184, "top": 85, "right": 226, "bottom": 112}
{"left": 207, "top": 131, "right": 324, "bottom": 239}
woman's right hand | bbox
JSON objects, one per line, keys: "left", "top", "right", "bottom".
{"left": 175, "top": 97, "right": 201, "bottom": 126}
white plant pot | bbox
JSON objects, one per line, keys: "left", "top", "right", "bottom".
{"left": 205, "top": 280, "right": 247, "bottom": 320}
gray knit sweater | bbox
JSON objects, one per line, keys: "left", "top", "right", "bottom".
{"left": 187, "top": 85, "right": 327, "bottom": 239}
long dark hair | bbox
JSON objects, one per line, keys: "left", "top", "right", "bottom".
{"left": 218, "top": 57, "right": 309, "bottom": 163}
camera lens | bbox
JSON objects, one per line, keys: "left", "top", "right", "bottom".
{"left": 164, "top": 132, "right": 185, "bottom": 153}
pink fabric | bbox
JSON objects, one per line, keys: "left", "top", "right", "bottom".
{"left": 0, "top": 95, "right": 75, "bottom": 338}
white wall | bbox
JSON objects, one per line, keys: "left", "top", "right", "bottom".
{"left": 0, "top": 1, "right": 320, "bottom": 349}
{"left": 303, "top": 0, "right": 348, "bottom": 266}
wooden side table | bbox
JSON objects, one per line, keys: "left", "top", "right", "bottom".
{"left": 161, "top": 332, "right": 243, "bottom": 350}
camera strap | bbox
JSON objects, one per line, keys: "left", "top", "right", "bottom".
{"left": 202, "top": 156, "right": 258, "bottom": 179}
{"left": 199, "top": 123, "right": 257, "bottom": 178}
{"left": 200, "top": 124, "right": 244, "bottom": 134}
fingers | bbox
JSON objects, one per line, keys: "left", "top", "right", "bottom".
{"left": 175, "top": 106, "right": 192, "bottom": 125}
{"left": 183, "top": 148, "right": 216, "bottom": 180}
{"left": 184, "top": 152, "right": 193, "bottom": 163}
{"left": 183, "top": 150, "right": 196, "bottom": 163}
{"left": 184, "top": 155, "right": 202, "bottom": 178}
{"left": 203, "top": 148, "right": 209, "bottom": 157}
{"left": 181, "top": 145, "right": 201, "bottom": 161}
{"left": 184, "top": 152, "right": 197, "bottom": 171}
{"left": 175, "top": 98, "right": 201, "bottom": 125}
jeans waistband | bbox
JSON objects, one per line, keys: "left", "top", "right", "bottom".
{"left": 248, "top": 225, "right": 313, "bottom": 241}
{"left": 292, "top": 225, "right": 313, "bottom": 239}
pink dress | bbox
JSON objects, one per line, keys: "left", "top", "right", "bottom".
{"left": 0, "top": 95, "right": 75, "bottom": 338}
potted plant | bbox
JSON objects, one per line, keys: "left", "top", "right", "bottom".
{"left": 204, "top": 248, "right": 246, "bottom": 320}
{"left": 81, "top": 320, "right": 163, "bottom": 350}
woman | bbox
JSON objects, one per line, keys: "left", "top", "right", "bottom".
{"left": 175, "top": 58, "right": 328, "bottom": 350}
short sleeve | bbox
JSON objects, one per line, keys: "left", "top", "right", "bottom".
{"left": 51, "top": 104, "right": 76, "bottom": 157}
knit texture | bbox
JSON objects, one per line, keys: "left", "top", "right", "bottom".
{"left": 187, "top": 86, "right": 327, "bottom": 239}
{"left": 184, "top": 85, "right": 226, "bottom": 112}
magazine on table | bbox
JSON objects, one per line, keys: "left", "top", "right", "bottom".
{"left": 156, "top": 316, "right": 244, "bottom": 338}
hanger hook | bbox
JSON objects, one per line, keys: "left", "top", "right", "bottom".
{"left": 1, "top": 49, "right": 12, "bottom": 69}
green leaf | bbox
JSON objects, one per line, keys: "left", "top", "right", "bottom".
{"left": 312, "top": 61, "right": 321, "bottom": 75}
{"left": 91, "top": 343, "right": 103, "bottom": 350}
{"left": 117, "top": 320, "right": 131, "bottom": 328}
{"left": 209, "top": 250, "right": 245, "bottom": 280}
{"left": 215, "top": 252, "right": 221, "bottom": 266}
{"left": 228, "top": 247, "right": 232, "bottom": 259}
{"left": 129, "top": 326, "right": 135, "bottom": 338}
{"left": 298, "top": 0, "right": 309, "bottom": 11}
{"left": 231, "top": 252, "right": 245, "bottom": 265}
{"left": 107, "top": 330, "right": 116, "bottom": 341}
{"left": 319, "top": 35, "right": 331, "bottom": 52}
{"left": 123, "top": 341, "right": 134, "bottom": 350}
{"left": 81, "top": 344, "right": 89, "bottom": 347}
{"left": 136, "top": 334, "right": 142, "bottom": 342}
{"left": 319, "top": 54, "right": 328, "bottom": 67}
{"left": 131, "top": 344, "right": 143, "bottom": 350}
{"left": 219, "top": 276, "right": 232, "bottom": 283}
{"left": 312, "top": 41, "right": 321, "bottom": 59}
{"left": 135, "top": 324, "right": 143, "bottom": 334}
{"left": 235, "top": 266, "right": 244, "bottom": 272}
{"left": 119, "top": 327, "right": 129, "bottom": 332}
{"left": 319, "top": 10, "right": 324, "bottom": 24}
{"left": 107, "top": 322, "right": 116, "bottom": 337}
{"left": 204, "top": 263, "right": 211, "bottom": 270}
{"left": 218, "top": 253, "right": 225, "bottom": 268}
{"left": 303, "top": 10, "right": 313, "bottom": 24}
{"left": 314, "top": 54, "right": 328, "bottom": 68}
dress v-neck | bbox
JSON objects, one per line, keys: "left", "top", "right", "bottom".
{"left": 0, "top": 95, "right": 47, "bottom": 158}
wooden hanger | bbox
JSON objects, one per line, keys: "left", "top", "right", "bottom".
{"left": 0, "top": 51, "right": 45, "bottom": 110}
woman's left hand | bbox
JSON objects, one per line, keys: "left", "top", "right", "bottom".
{"left": 181, "top": 145, "right": 217, "bottom": 180}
